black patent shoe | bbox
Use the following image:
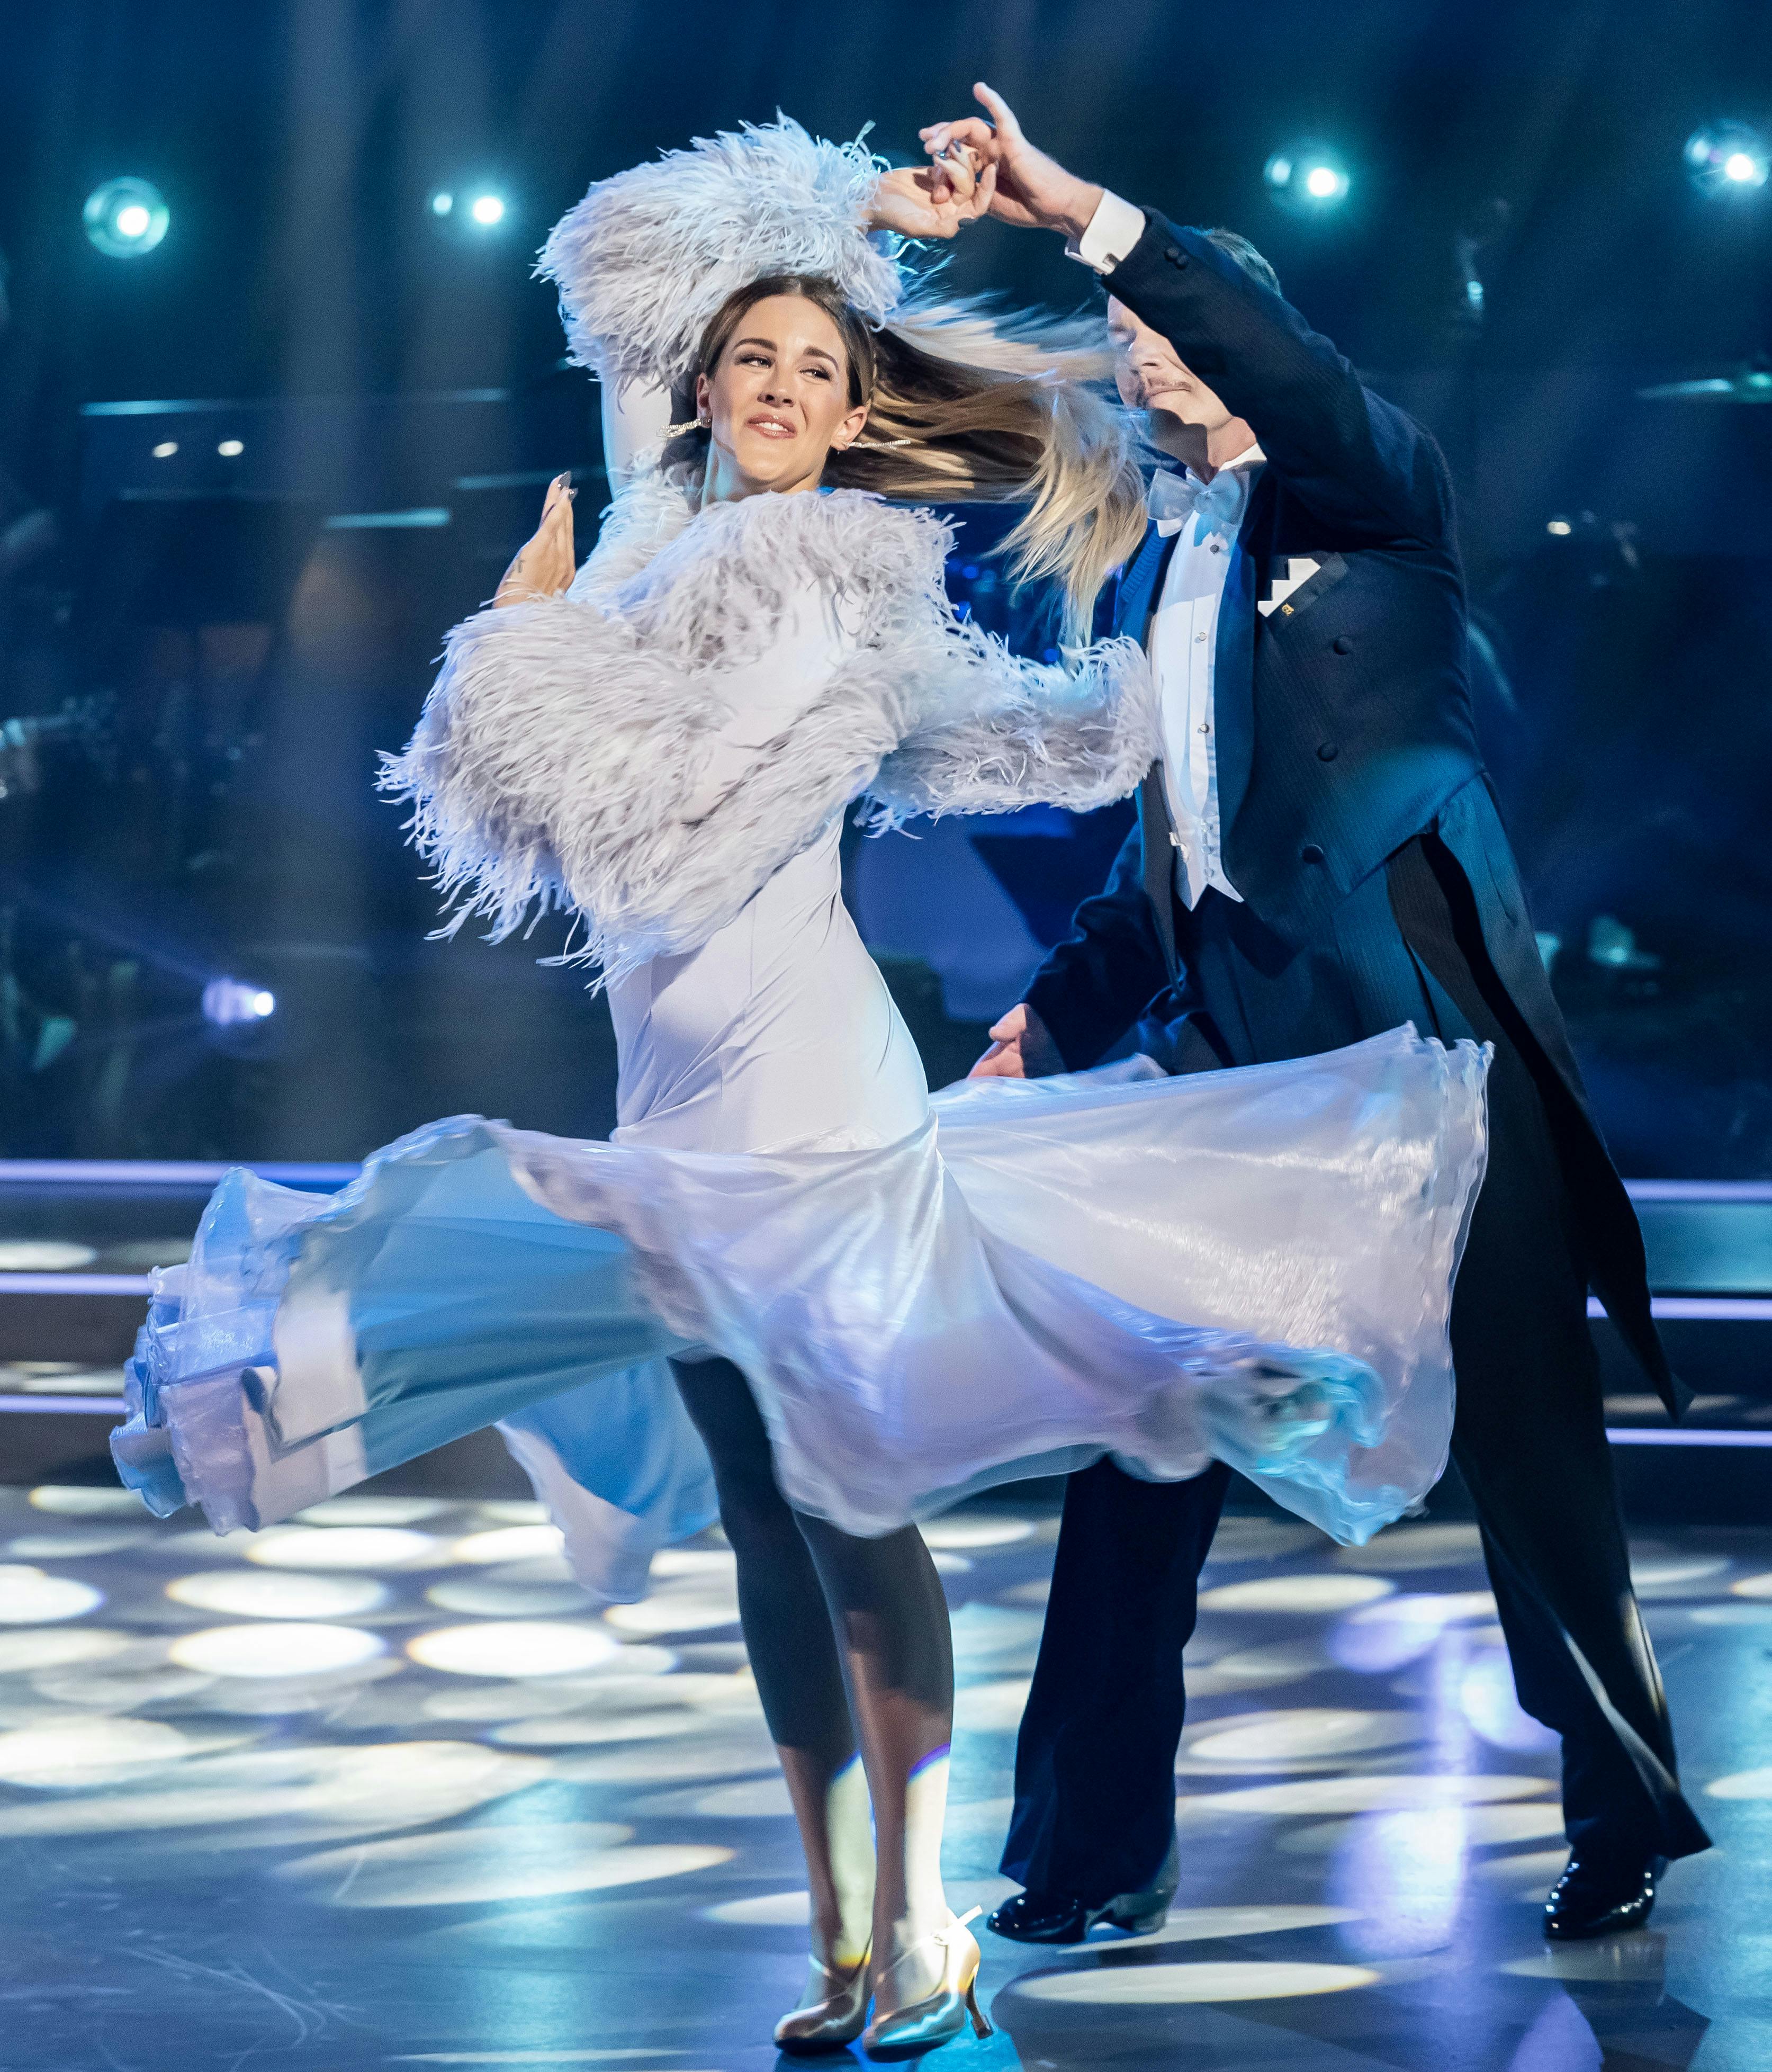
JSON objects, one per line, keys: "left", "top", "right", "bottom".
{"left": 1542, "top": 1852, "right": 1664, "bottom": 1940}
{"left": 988, "top": 1845, "right": 1177, "bottom": 1945}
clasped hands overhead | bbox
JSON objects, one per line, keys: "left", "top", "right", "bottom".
{"left": 875, "top": 82, "right": 1104, "bottom": 244}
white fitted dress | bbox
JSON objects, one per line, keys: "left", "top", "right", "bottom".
{"left": 607, "top": 585, "right": 927, "bottom": 1160}
{"left": 111, "top": 475, "right": 1489, "bottom": 1594}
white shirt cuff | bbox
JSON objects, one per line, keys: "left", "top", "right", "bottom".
{"left": 1064, "top": 190, "right": 1147, "bottom": 275}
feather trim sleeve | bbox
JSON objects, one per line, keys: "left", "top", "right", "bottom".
{"left": 379, "top": 592, "right": 901, "bottom": 990}
{"left": 380, "top": 489, "right": 939, "bottom": 987}
{"left": 538, "top": 116, "right": 903, "bottom": 391}
{"left": 381, "top": 487, "right": 1156, "bottom": 988}
{"left": 864, "top": 634, "right": 1158, "bottom": 825}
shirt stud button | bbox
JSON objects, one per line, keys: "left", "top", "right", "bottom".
{"left": 1317, "top": 742, "right": 1339, "bottom": 761}
{"left": 1164, "top": 244, "right": 1182, "bottom": 262}
{"left": 1332, "top": 634, "right": 1354, "bottom": 654}
{"left": 1301, "top": 842, "right": 1326, "bottom": 865}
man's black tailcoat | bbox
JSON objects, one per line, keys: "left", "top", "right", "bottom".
{"left": 1024, "top": 216, "right": 1672, "bottom": 1412}
{"left": 1003, "top": 216, "right": 1706, "bottom": 1905}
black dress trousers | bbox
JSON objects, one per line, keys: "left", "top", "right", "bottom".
{"left": 1000, "top": 826, "right": 1708, "bottom": 1905}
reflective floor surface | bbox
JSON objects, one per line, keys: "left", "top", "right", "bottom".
{"left": 0, "top": 1486, "right": 1768, "bottom": 2071}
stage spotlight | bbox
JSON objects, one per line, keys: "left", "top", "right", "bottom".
{"left": 1685, "top": 123, "right": 1769, "bottom": 196}
{"left": 169, "top": 1622, "right": 385, "bottom": 1678}
{"left": 1265, "top": 142, "right": 1351, "bottom": 214}
{"left": 430, "top": 191, "right": 454, "bottom": 217}
{"left": 217, "top": 438, "right": 244, "bottom": 458}
{"left": 83, "top": 176, "right": 170, "bottom": 258}
{"left": 151, "top": 441, "right": 177, "bottom": 459}
{"left": 469, "top": 193, "right": 507, "bottom": 227}
{"left": 202, "top": 977, "right": 275, "bottom": 1028}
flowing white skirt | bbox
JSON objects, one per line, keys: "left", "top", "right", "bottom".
{"left": 112, "top": 1025, "right": 1486, "bottom": 1592}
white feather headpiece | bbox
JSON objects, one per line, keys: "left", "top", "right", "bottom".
{"left": 537, "top": 115, "right": 903, "bottom": 392}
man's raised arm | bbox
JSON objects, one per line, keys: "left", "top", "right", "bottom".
{"left": 922, "top": 85, "right": 1450, "bottom": 545}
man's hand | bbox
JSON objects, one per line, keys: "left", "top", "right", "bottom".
{"left": 969, "top": 1002, "right": 1065, "bottom": 1079}
{"left": 919, "top": 83, "right": 1102, "bottom": 240}
{"left": 495, "top": 474, "right": 577, "bottom": 607}
{"left": 869, "top": 156, "right": 998, "bottom": 241}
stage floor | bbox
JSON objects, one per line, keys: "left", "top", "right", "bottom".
{"left": 0, "top": 1485, "right": 1766, "bottom": 2071}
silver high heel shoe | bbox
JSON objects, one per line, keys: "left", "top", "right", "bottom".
{"left": 773, "top": 1945, "right": 871, "bottom": 2055}
{"left": 860, "top": 1907, "right": 992, "bottom": 2059}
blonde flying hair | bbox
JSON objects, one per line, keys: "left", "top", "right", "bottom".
{"left": 663, "top": 272, "right": 1149, "bottom": 647}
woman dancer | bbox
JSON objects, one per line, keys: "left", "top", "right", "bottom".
{"left": 114, "top": 121, "right": 1488, "bottom": 2056}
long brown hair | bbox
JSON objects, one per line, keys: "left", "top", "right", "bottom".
{"left": 663, "top": 272, "right": 1147, "bottom": 646}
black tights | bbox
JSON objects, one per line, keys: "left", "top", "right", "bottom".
{"left": 670, "top": 1356, "right": 955, "bottom": 1975}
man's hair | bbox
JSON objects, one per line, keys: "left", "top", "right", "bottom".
{"left": 1197, "top": 227, "right": 1281, "bottom": 299}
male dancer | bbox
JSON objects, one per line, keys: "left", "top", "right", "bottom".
{"left": 924, "top": 84, "right": 1709, "bottom": 1942}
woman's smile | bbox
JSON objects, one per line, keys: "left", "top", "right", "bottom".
{"left": 696, "top": 294, "right": 870, "bottom": 498}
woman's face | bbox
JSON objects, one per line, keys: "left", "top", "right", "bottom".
{"left": 697, "top": 294, "right": 869, "bottom": 496}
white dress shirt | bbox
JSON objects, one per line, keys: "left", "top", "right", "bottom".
{"left": 1067, "top": 189, "right": 1149, "bottom": 274}
{"left": 1145, "top": 453, "right": 1263, "bottom": 907}
{"left": 1067, "top": 189, "right": 1258, "bottom": 908}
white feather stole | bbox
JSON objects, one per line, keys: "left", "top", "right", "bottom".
{"left": 538, "top": 116, "right": 902, "bottom": 391}
{"left": 381, "top": 479, "right": 1155, "bottom": 988}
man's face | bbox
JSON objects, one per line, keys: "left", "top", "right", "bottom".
{"left": 1107, "top": 297, "right": 1236, "bottom": 435}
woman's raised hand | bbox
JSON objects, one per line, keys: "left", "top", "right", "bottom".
{"left": 868, "top": 153, "right": 998, "bottom": 241}
{"left": 920, "top": 83, "right": 1103, "bottom": 240}
{"left": 494, "top": 473, "right": 577, "bottom": 608}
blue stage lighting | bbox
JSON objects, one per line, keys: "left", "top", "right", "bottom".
{"left": 1265, "top": 142, "right": 1351, "bottom": 215}
{"left": 202, "top": 978, "right": 276, "bottom": 1028}
{"left": 469, "top": 193, "right": 507, "bottom": 227}
{"left": 430, "top": 191, "right": 454, "bottom": 217}
{"left": 1685, "top": 123, "right": 1769, "bottom": 196}
{"left": 83, "top": 177, "right": 170, "bottom": 258}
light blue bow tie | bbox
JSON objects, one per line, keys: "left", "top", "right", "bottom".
{"left": 1149, "top": 465, "right": 1244, "bottom": 539}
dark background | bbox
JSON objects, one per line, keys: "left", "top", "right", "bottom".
{"left": 1, "top": 0, "right": 1769, "bottom": 1172}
